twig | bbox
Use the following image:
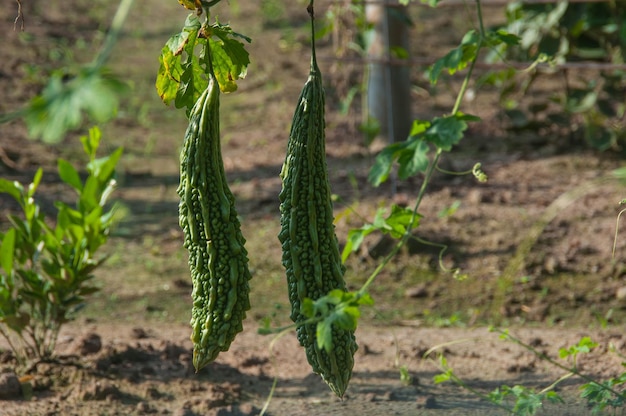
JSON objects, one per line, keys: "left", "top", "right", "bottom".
{"left": 14, "top": 0, "right": 24, "bottom": 31}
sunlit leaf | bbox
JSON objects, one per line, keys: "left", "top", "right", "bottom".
{"left": 156, "top": 17, "right": 250, "bottom": 111}
{"left": 429, "top": 30, "right": 479, "bottom": 84}
{"left": 209, "top": 34, "right": 250, "bottom": 93}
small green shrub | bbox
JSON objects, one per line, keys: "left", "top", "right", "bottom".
{"left": 0, "top": 127, "right": 122, "bottom": 363}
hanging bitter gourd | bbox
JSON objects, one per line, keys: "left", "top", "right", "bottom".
{"left": 278, "top": 3, "right": 357, "bottom": 398}
{"left": 178, "top": 66, "right": 251, "bottom": 372}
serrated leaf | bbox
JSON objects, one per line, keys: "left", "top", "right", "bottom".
{"left": 425, "top": 115, "right": 469, "bottom": 151}
{"left": 24, "top": 69, "right": 127, "bottom": 143}
{"left": 175, "top": 56, "right": 208, "bottom": 109}
{"left": 157, "top": 46, "right": 184, "bottom": 105}
{"left": 334, "top": 307, "right": 358, "bottom": 331}
{"left": 209, "top": 37, "right": 249, "bottom": 93}
{"left": 397, "top": 139, "right": 430, "bottom": 179}
{"left": 157, "top": 15, "right": 203, "bottom": 108}
{"left": 429, "top": 30, "right": 479, "bottom": 84}
{"left": 385, "top": 205, "right": 421, "bottom": 238}
{"left": 157, "top": 18, "right": 250, "bottom": 107}
{"left": 409, "top": 119, "right": 431, "bottom": 136}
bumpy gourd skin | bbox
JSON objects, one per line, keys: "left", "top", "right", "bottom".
{"left": 178, "top": 74, "right": 251, "bottom": 372}
{"left": 278, "top": 54, "right": 357, "bottom": 398}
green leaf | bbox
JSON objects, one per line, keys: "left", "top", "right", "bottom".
{"left": 559, "top": 336, "right": 598, "bottom": 358}
{"left": 356, "top": 292, "right": 374, "bottom": 306}
{"left": 368, "top": 145, "right": 396, "bottom": 187}
{"left": 25, "top": 69, "right": 127, "bottom": 143}
{"left": 58, "top": 159, "right": 83, "bottom": 192}
{"left": 341, "top": 225, "right": 376, "bottom": 262}
{"left": 156, "top": 45, "right": 185, "bottom": 106}
{"left": 301, "top": 298, "right": 315, "bottom": 318}
{"left": 425, "top": 114, "right": 474, "bottom": 151}
{"left": 429, "top": 30, "right": 479, "bottom": 84}
{"left": 433, "top": 369, "right": 452, "bottom": 384}
{"left": 341, "top": 205, "right": 421, "bottom": 261}
{"left": 368, "top": 135, "right": 431, "bottom": 187}
{"left": 156, "top": 14, "right": 203, "bottom": 109}
{"left": 0, "top": 179, "right": 23, "bottom": 202}
{"left": 409, "top": 119, "right": 431, "bottom": 136}
{"left": 334, "top": 306, "right": 359, "bottom": 330}
{"left": 156, "top": 17, "right": 251, "bottom": 110}
{"left": 0, "top": 229, "right": 16, "bottom": 276}
{"left": 486, "top": 29, "right": 520, "bottom": 47}
{"left": 316, "top": 318, "right": 334, "bottom": 352}
{"left": 397, "top": 139, "right": 430, "bottom": 179}
{"left": 175, "top": 56, "right": 207, "bottom": 109}
{"left": 80, "top": 126, "right": 101, "bottom": 160}
{"left": 28, "top": 168, "right": 43, "bottom": 198}
{"left": 87, "top": 146, "right": 123, "bottom": 185}
{"left": 385, "top": 205, "right": 421, "bottom": 238}
{"left": 209, "top": 35, "right": 250, "bottom": 93}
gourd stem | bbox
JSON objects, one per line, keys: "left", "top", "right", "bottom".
{"left": 203, "top": 13, "right": 215, "bottom": 79}
{"left": 308, "top": 0, "right": 317, "bottom": 74}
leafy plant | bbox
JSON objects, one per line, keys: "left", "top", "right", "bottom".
{"left": 426, "top": 330, "right": 626, "bottom": 415}
{"left": 495, "top": 329, "right": 626, "bottom": 414}
{"left": 156, "top": 11, "right": 251, "bottom": 114}
{"left": 0, "top": 127, "right": 121, "bottom": 363}
{"left": 483, "top": 0, "right": 626, "bottom": 151}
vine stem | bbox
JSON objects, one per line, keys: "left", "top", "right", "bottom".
{"left": 91, "top": 0, "right": 135, "bottom": 70}
{"left": 493, "top": 328, "right": 626, "bottom": 400}
{"left": 358, "top": 0, "right": 486, "bottom": 296}
{"left": 1, "top": 0, "right": 135, "bottom": 124}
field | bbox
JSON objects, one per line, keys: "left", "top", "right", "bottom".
{"left": 1, "top": 0, "right": 625, "bottom": 414}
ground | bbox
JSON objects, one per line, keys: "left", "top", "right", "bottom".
{"left": 0, "top": 0, "right": 625, "bottom": 415}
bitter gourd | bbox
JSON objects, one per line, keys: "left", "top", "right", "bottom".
{"left": 278, "top": 3, "right": 357, "bottom": 398}
{"left": 178, "top": 68, "right": 251, "bottom": 372}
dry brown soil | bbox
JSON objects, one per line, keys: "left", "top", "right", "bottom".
{"left": 1, "top": 1, "right": 626, "bottom": 415}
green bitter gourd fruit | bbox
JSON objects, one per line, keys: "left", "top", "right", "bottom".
{"left": 278, "top": 3, "right": 357, "bottom": 398}
{"left": 178, "top": 63, "right": 251, "bottom": 372}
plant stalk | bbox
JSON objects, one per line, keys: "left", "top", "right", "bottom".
{"left": 358, "top": 0, "right": 489, "bottom": 296}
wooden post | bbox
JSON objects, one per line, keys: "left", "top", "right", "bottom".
{"left": 365, "top": 1, "right": 412, "bottom": 144}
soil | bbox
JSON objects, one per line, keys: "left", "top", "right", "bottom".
{"left": 1, "top": 1, "right": 626, "bottom": 415}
